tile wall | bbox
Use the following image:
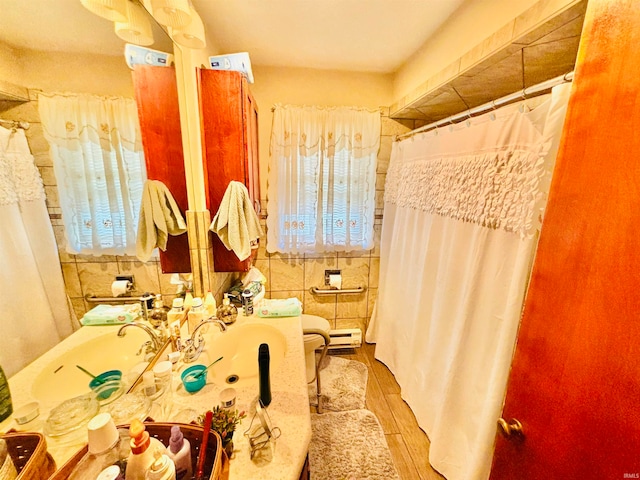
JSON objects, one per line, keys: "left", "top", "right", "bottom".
{"left": 1, "top": 96, "right": 419, "bottom": 331}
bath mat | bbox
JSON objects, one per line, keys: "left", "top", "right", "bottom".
{"left": 309, "top": 409, "right": 400, "bottom": 480}
{"left": 309, "top": 355, "right": 368, "bottom": 411}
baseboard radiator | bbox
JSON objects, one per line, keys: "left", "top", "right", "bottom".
{"left": 327, "top": 328, "right": 362, "bottom": 349}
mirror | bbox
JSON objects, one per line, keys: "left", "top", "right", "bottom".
{"left": 0, "top": 0, "right": 184, "bottom": 376}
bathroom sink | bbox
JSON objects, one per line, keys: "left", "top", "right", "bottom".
{"left": 32, "top": 329, "right": 150, "bottom": 403}
{"left": 196, "top": 323, "right": 287, "bottom": 389}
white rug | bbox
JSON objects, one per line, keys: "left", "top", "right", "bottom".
{"left": 310, "top": 409, "right": 400, "bottom": 480}
{"left": 309, "top": 355, "right": 368, "bottom": 411}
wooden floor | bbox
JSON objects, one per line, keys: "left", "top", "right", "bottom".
{"left": 324, "top": 343, "right": 446, "bottom": 480}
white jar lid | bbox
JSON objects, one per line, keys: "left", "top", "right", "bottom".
{"left": 97, "top": 465, "right": 122, "bottom": 480}
{"left": 153, "top": 360, "right": 173, "bottom": 377}
{"left": 13, "top": 401, "right": 39, "bottom": 425}
{"left": 172, "top": 298, "right": 184, "bottom": 308}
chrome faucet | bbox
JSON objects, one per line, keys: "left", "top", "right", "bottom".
{"left": 182, "top": 317, "right": 227, "bottom": 363}
{"left": 117, "top": 322, "right": 164, "bottom": 357}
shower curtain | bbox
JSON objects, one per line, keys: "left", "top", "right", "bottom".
{"left": 0, "top": 125, "right": 74, "bottom": 377}
{"left": 366, "top": 84, "right": 571, "bottom": 480}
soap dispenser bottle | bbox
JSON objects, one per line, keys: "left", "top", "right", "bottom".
{"left": 125, "top": 420, "right": 165, "bottom": 480}
{"left": 216, "top": 294, "right": 237, "bottom": 325}
{"left": 166, "top": 426, "right": 192, "bottom": 480}
{"left": 149, "top": 294, "right": 169, "bottom": 329}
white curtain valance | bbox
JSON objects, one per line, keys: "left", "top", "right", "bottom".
{"left": 385, "top": 107, "right": 554, "bottom": 238}
{"left": 38, "top": 92, "right": 143, "bottom": 153}
{"left": 270, "top": 104, "right": 380, "bottom": 159}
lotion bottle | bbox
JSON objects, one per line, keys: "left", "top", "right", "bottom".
{"left": 183, "top": 291, "right": 193, "bottom": 310}
{"left": 167, "top": 298, "right": 184, "bottom": 325}
{"left": 203, "top": 291, "right": 217, "bottom": 318}
{"left": 125, "top": 420, "right": 165, "bottom": 480}
{"left": 187, "top": 297, "right": 204, "bottom": 334}
{"left": 166, "top": 426, "right": 192, "bottom": 480}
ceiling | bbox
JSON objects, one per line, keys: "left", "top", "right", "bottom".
{"left": 0, "top": 0, "right": 468, "bottom": 73}
{"left": 192, "top": 0, "right": 468, "bottom": 73}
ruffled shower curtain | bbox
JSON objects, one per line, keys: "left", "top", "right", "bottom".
{"left": 0, "top": 126, "right": 74, "bottom": 377}
{"left": 366, "top": 84, "right": 571, "bottom": 480}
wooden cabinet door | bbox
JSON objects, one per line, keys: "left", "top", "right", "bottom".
{"left": 490, "top": 0, "right": 640, "bottom": 478}
{"left": 199, "top": 69, "right": 260, "bottom": 272}
{"left": 132, "top": 65, "right": 191, "bottom": 273}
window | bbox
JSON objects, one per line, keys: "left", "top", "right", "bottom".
{"left": 39, "top": 93, "right": 146, "bottom": 256}
{"left": 266, "top": 105, "right": 380, "bottom": 254}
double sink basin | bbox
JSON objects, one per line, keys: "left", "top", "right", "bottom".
{"left": 31, "top": 320, "right": 287, "bottom": 403}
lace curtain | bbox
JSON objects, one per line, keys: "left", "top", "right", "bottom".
{"left": 266, "top": 104, "right": 380, "bottom": 253}
{"left": 0, "top": 126, "right": 74, "bottom": 376}
{"left": 38, "top": 93, "right": 146, "bottom": 255}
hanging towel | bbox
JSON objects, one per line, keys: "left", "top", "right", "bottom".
{"left": 210, "top": 181, "right": 263, "bottom": 260}
{"left": 136, "top": 180, "right": 187, "bottom": 262}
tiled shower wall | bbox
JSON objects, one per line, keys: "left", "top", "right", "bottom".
{"left": 0, "top": 91, "right": 234, "bottom": 324}
{"left": 255, "top": 110, "right": 414, "bottom": 334}
{"left": 2, "top": 96, "right": 417, "bottom": 330}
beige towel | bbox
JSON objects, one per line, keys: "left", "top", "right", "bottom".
{"left": 210, "top": 181, "right": 263, "bottom": 260}
{"left": 136, "top": 180, "right": 187, "bottom": 262}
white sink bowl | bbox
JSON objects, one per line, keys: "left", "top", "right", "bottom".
{"left": 32, "top": 329, "right": 150, "bottom": 403}
{"left": 196, "top": 323, "right": 287, "bottom": 389}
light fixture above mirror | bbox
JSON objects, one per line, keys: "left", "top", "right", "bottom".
{"left": 114, "top": 1, "right": 155, "bottom": 46}
{"left": 80, "top": 0, "right": 128, "bottom": 23}
{"left": 150, "top": 0, "right": 192, "bottom": 28}
{"left": 170, "top": 6, "right": 206, "bottom": 49}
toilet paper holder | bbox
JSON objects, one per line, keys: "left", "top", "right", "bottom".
{"left": 315, "top": 269, "right": 365, "bottom": 295}
{"left": 324, "top": 270, "right": 341, "bottom": 287}
{"left": 115, "top": 275, "right": 134, "bottom": 293}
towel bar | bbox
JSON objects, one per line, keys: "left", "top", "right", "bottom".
{"left": 85, "top": 294, "right": 141, "bottom": 304}
{"left": 310, "top": 286, "right": 366, "bottom": 295}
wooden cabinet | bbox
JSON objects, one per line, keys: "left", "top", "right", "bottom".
{"left": 132, "top": 65, "right": 191, "bottom": 273}
{"left": 199, "top": 69, "right": 261, "bottom": 272}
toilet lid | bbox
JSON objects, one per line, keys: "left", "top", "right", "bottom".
{"left": 301, "top": 314, "right": 331, "bottom": 333}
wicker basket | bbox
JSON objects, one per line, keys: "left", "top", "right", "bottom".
{"left": 49, "top": 422, "right": 225, "bottom": 480}
{"left": 1, "top": 432, "right": 56, "bottom": 480}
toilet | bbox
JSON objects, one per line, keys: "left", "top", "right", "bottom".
{"left": 301, "top": 314, "right": 331, "bottom": 383}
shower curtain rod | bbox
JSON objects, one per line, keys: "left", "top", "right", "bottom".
{"left": 397, "top": 70, "right": 574, "bottom": 141}
{"left": 0, "top": 119, "right": 30, "bottom": 130}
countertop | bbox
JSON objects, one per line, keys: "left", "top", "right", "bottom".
{"left": 1, "top": 314, "right": 311, "bottom": 479}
